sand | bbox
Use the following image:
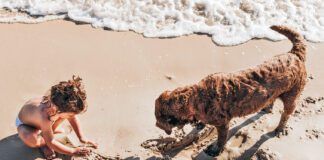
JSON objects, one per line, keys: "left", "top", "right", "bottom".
{"left": 0, "top": 20, "right": 323, "bottom": 160}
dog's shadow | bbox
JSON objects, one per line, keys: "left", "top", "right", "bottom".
{"left": 151, "top": 111, "right": 273, "bottom": 159}
{"left": 234, "top": 130, "right": 276, "bottom": 160}
{"left": 193, "top": 111, "right": 277, "bottom": 160}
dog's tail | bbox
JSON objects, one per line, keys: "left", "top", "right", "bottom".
{"left": 270, "top": 25, "right": 306, "bottom": 61}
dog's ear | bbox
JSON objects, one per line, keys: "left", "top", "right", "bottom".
{"left": 173, "top": 88, "right": 191, "bottom": 106}
{"left": 159, "top": 91, "right": 171, "bottom": 105}
{"left": 155, "top": 91, "right": 171, "bottom": 119}
{"left": 178, "top": 94, "right": 189, "bottom": 104}
{"left": 161, "top": 91, "right": 170, "bottom": 99}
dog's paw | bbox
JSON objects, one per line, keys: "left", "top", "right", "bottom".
{"left": 275, "top": 126, "right": 292, "bottom": 138}
{"left": 203, "top": 145, "right": 223, "bottom": 157}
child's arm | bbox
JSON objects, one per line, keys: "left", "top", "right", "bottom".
{"left": 41, "top": 120, "right": 90, "bottom": 155}
{"left": 68, "top": 116, "right": 98, "bottom": 148}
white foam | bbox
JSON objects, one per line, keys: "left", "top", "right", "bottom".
{"left": 1, "top": 0, "right": 323, "bottom": 45}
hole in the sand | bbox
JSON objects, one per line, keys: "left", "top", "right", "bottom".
{"left": 164, "top": 75, "right": 173, "bottom": 80}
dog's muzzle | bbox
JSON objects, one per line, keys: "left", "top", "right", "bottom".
{"left": 156, "top": 121, "right": 172, "bottom": 135}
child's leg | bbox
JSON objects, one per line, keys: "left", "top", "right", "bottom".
{"left": 17, "top": 125, "right": 55, "bottom": 159}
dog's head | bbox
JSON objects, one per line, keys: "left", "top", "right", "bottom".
{"left": 155, "top": 87, "right": 196, "bottom": 135}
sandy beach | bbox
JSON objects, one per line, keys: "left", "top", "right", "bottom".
{"left": 0, "top": 20, "right": 323, "bottom": 160}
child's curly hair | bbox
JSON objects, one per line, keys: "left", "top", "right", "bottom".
{"left": 43, "top": 75, "right": 88, "bottom": 114}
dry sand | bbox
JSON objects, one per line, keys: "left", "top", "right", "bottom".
{"left": 0, "top": 20, "right": 323, "bottom": 160}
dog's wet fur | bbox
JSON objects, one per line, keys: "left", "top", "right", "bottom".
{"left": 155, "top": 25, "right": 307, "bottom": 157}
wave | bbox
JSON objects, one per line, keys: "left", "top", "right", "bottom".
{"left": 1, "top": 0, "right": 323, "bottom": 45}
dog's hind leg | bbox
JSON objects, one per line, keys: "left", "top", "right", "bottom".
{"left": 276, "top": 85, "right": 303, "bottom": 136}
{"left": 204, "top": 123, "right": 229, "bottom": 157}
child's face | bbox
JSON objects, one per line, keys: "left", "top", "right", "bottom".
{"left": 47, "top": 101, "right": 77, "bottom": 119}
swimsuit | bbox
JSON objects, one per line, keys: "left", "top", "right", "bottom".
{"left": 15, "top": 115, "right": 54, "bottom": 128}
{"left": 15, "top": 116, "right": 24, "bottom": 127}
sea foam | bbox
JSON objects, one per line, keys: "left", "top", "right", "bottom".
{"left": 0, "top": 0, "right": 323, "bottom": 45}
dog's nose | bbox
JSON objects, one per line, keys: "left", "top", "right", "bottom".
{"left": 156, "top": 122, "right": 172, "bottom": 135}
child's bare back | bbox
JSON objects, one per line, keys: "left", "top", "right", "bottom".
{"left": 16, "top": 76, "right": 98, "bottom": 159}
{"left": 18, "top": 97, "right": 51, "bottom": 129}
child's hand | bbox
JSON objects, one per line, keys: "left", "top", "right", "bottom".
{"left": 80, "top": 138, "right": 98, "bottom": 149}
{"left": 73, "top": 147, "right": 91, "bottom": 156}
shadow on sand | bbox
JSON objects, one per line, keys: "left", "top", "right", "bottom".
{"left": 0, "top": 134, "right": 64, "bottom": 160}
{"left": 0, "top": 134, "right": 140, "bottom": 160}
{"left": 1, "top": 112, "right": 275, "bottom": 160}
{"left": 193, "top": 111, "right": 277, "bottom": 160}
{"left": 235, "top": 130, "right": 276, "bottom": 160}
{"left": 143, "top": 112, "right": 270, "bottom": 159}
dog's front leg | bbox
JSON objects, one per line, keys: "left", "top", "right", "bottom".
{"left": 204, "top": 123, "right": 229, "bottom": 157}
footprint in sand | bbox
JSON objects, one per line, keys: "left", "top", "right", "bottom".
{"left": 303, "top": 129, "right": 324, "bottom": 140}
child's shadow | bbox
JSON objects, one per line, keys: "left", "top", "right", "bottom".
{"left": 0, "top": 134, "right": 70, "bottom": 160}
{"left": 0, "top": 134, "right": 140, "bottom": 160}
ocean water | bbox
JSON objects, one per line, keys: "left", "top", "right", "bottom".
{"left": 0, "top": 0, "right": 323, "bottom": 45}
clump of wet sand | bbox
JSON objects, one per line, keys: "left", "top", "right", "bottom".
{"left": 251, "top": 148, "right": 280, "bottom": 160}
{"left": 293, "top": 96, "right": 324, "bottom": 118}
{"left": 302, "top": 129, "right": 324, "bottom": 140}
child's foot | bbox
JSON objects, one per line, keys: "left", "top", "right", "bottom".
{"left": 40, "top": 146, "right": 56, "bottom": 159}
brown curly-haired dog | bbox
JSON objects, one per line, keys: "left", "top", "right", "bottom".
{"left": 155, "top": 25, "right": 307, "bottom": 156}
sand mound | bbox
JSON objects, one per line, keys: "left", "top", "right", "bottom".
{"left": 293, "top": 96, "right": 324, "bottom": 118}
